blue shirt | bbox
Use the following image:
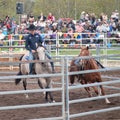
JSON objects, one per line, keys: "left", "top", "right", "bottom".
{"left": 25, "top": 33, "right": 43, "bottom": 52}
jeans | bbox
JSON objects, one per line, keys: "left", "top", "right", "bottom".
{"left": 29, "top": 51, "right": 34, "bottom": 74}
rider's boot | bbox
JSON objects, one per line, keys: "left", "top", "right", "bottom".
{"left": 51, "top": 62, "right": 55, "bottom": 73}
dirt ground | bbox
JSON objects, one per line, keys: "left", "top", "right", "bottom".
{"left": 0, "top": 69, "right": 120, "bottom": 120}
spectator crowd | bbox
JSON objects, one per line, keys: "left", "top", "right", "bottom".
{"left": 0, "top": 10, "right": 120, "bottom": 45}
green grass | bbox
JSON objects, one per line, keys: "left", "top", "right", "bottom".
{"left": 1, "top": 47, "right": 120, "bottom": 57}
{"left": 53, "top": 48, "right": 120, "bottom": 56}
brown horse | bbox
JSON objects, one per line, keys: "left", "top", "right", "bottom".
{"left": 69, "top": 46, "right": 110, "bottom": 104}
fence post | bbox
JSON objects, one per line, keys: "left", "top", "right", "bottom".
{"left": 61, "top": 57, "right": 66, "bottom": 120}
{"left": 96, "top": 44, "right": 100, "bottom": 61}
{"left": 9, "top": 34, "right": 13, "bottom": 70}
{"left": 64, "top": 57, "right": 70, "bottom": 120}
{"left": 56, "top": 33, "right": 59, "bottom": 56}
{"left": 103, "top": 33, "right": 108, "bottom": 66}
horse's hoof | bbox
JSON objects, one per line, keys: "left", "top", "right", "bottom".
{"left": 52, "top": 100, "right": 55, "bottom": 103}
{"left": 49, "top": 100, "right": 55, "bottom": 103}
{"left": 25, "top": 94, "right": 29, "bottom": 99}
{"left": 43, "top": 92, "right": 45, "bottom": 96}
{"left": 26, "top": 96, "right": 29, "bottom": 99}
{"left": 107, "top": 102, "right": 115, "bottom": 105}
{"left": 45, "top": 99, "right": 49, "bottom": 103}
{"left": 105, "top": 98, "right": 111, "bottom": 104}
{"left": 52, "top": 71, "right": 56, "bottom": 74}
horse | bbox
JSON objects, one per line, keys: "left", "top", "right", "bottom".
{"left": 15, "top": 45, "right": 55, "bottom": 103}
{"left": 69, "top": 46, "right": 110, "bottom": 104}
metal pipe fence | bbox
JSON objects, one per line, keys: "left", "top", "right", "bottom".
{"left": 64, "top": 56, "right": 120, "bottom": 120}
{"left": 0, "top": 52, "right": 119, "bottom": 119}
{"left": 0, "top": 32, "right": 120, "bottom": 55}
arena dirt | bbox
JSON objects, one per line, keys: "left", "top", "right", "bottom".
{"left": 0, "top": 69, "right": 119, "bottom": 120}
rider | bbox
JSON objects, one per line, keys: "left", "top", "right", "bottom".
{"left": 25, "top": 24, "right": 55, "bottom": 74}
{"left": 74, "top": 56, "right": 105, "bottom": 68}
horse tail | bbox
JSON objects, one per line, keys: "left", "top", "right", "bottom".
{"left": 15, "top": 71, "right": 22, "bottom": 85}
{"left": 15, "top": 55, "right": 24, "bottom": 85}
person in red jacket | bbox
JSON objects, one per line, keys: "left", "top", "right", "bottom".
{"left": 47, "top": 13, "right": 55, "bottom": 22}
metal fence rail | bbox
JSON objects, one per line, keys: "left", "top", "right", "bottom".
{"left": 0, "top": 56, "right": 65, "bottom": 120}
{"left": 64, "top": 56, "right": 120, "bottom": 120}
{"left": 70, "top": 106, "right": 120, "bottom": 119}
{"left": 0, "top": 55, "right": 119, "bottom": 120}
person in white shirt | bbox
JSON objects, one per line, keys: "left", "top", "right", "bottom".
{"left": 0, "top": 30, "right": 5, "bottom": 46}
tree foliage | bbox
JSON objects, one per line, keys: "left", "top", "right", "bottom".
{"left": 0, "top": 0, "right": 119, "bottom": 20}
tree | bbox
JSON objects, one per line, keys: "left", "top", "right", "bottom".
{"left": 0, "top": 0, "right": 119, "bottom": 21}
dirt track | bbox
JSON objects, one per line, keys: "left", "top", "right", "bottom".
{"left": 0, "top": 69, "right": 120, "bottom": 120}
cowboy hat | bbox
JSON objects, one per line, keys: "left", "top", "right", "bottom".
{"left": 28, "top": 24, "right": 36, "bottom": 31}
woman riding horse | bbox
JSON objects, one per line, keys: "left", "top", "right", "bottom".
{"left": 25, "top": 24, "right": 55, "bottom": 74}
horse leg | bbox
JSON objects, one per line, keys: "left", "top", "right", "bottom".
{"left": 46, "top": 86, "right": 55, "bottom": 103}
{"left": 45, "top": 77, "right": 55, "bottom": 103}
{"left": 49, "top": 92, "right": 55, "bottom": 102}
{"left": 80, "top": 80, "right": 92, "bottom": 97}
{"left": 84, "top": 87, "right": 92, "bottom": 97}
{"left": 37, "top": 79, "right": 51, "bottom": 102}
{"left": 23, "top": 79, "right": 29, "bottom": 99}
{"left": 46, "top": 87, "right": 55, "bottom": 102}
{"left": 96, "top": 77, "right": 111, "bottom": 104}
{"left": 37, "top": 79, "right": 45, "bottom": 96}
{"left": 92, "top": 86, "right": 99, "bottom": 95}
{"left": 45, "top": 90, "right": 49, "bottom": 102}
{"left": 69, "top": 75, "right": 75, "bottom": 85}
{"left": 99, "top": 85, "right": 111, "bottom": 104}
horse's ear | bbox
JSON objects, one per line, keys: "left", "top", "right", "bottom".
{"left": 86, "top": 46, "right": 89, "bottom": 50}
{"left": 85, "top": 44, "right": 89, "bottom": 50}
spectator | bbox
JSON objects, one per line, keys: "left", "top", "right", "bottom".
{"left": 11, "top": 20, "right": 17, "bottom": 34}
{"left": 117, "top": 19, "right": 120, "bottom": 31}
{"left": 47, "top": 13, "right": 55, "bottom": 22}
{"left": 2, "top": 25, "right": 8, "bottom": 35}
{"left": 0, "top": 29, "right": 5, "bottom": 46}
{"left": 80, "top": 11, "right": 86, "bottom": 22}
{"left": 75, "top": 22, "right": 84, "bottom": 33}
{"left": 38, "top": 12, "right": 46, "bottom": 21}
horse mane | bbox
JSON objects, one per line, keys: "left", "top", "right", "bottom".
{"left": 83, "top": 59, "right": 99, "bottom": 70}
{"left": 80, "top": 46, "right": 99, "bottom": 69}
